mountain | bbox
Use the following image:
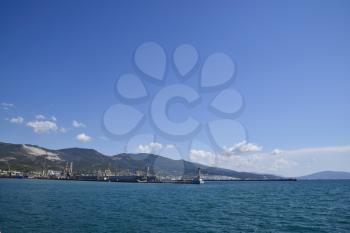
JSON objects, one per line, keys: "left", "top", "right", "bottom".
{"left": 0, "top": 141, "right": 282, "bottom": 180}
{"left": 299, "top": 171, "right": 350, "bottom": 180}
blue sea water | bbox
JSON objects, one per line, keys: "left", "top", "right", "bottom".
{"left": 0, "top": 179, "right": 349, "bottom": 233}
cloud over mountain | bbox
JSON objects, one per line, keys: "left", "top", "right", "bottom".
{"left": 76, "top": 133, "right": 91, "bottom": 142}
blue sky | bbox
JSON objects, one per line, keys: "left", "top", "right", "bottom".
{"left": 1, "top": 0, "right": 350, "bottom": 176}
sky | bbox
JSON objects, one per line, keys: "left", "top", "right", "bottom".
{"left": 1, "top": 0, "right": 350, "bottom": 177}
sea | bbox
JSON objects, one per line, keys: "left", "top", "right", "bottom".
{"left": 0, "top": 179, "right": 349, "bottom": 233}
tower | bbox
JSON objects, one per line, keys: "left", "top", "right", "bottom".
{"left": 69, "top": 162, "right": 73, "bottom": 176}
{"left": 146, "top": 166, "right": 149, "bottom": 178}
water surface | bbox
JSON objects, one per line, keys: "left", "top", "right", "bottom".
{"left": 0, "top": 179, "right": 349, "bottom": 232}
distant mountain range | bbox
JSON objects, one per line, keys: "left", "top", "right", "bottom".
{"left": 299, "top": 171, "right": 350, "bottom": 180}
{"left": 0, "top": 141, "right": 283, "bottom": 180}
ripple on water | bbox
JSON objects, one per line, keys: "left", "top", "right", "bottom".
{"left": 0, "top": 180, "right": 350, "bottom": 233}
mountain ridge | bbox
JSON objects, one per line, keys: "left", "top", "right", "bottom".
{"left": 0, "top": 141, "right": 282, "bottom": 180}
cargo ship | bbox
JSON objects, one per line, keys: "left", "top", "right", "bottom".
{"left": 174, "top": 168, "right": 204, "bottom": 184}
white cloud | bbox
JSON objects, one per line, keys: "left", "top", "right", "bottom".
{"left": 51, "top": 116, "right": 57, "bottom": 121}
{"left": 223, "top": 140, "right": 263, "bottom": 156}
{"left": 165, "top": 144, "right": 175, "bottom": 150}
{"left": 1, "top": 102, "right": 14, "bottom": 110}
{"left": 270, "top": 157, "right": 297, "bottom": 171}
{"left": 272, "top": 149, "right": 283, "bottom": 155}
{"left": 138, "top": 142, "right": 163, "bottom": 153}
{"left": 9, "top": 116, "right": 24, "bottom": 124}
{"left": 189, "top": 149, "right": 216, "bottom": 165}
{"left": 188, "top": 143, "right": 284, "bottom": 175}
{"left": 281, "top": 146, "right": 350, "bottom": 155}
{"left": 76, "top": 133, "right": 91, "bottom": 142}
{"left": 59, "top": 127, "right": 67, "bottom": 133}
{"left": 268, "top": 146, "right": 350, "bottom": 176}
{"left": 226, "top": 151, "right": 296, "bottom": 173}
{"left": 72, "top": 120, "right": 86, "bottom": 128}
{"left": 1, "top": 103, "right": 14, "bottom": 107}
{"left": 35, "top": 114, "right": 45, "bottom": 120}
{"left": 26, "top": 120, "right": 58, "bottom": 133}
{"left": 137, "top": 142, "right": 177, "bottom": 154}
{"left": 187, "top": 144, "right": 350, "bottom": 177}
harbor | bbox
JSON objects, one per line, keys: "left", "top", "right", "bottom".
{"left": 1, "top": 163, "right": 296, "bottom": 183}
{"left": 0, "top": 162, "right": 206, "bottom": 184}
